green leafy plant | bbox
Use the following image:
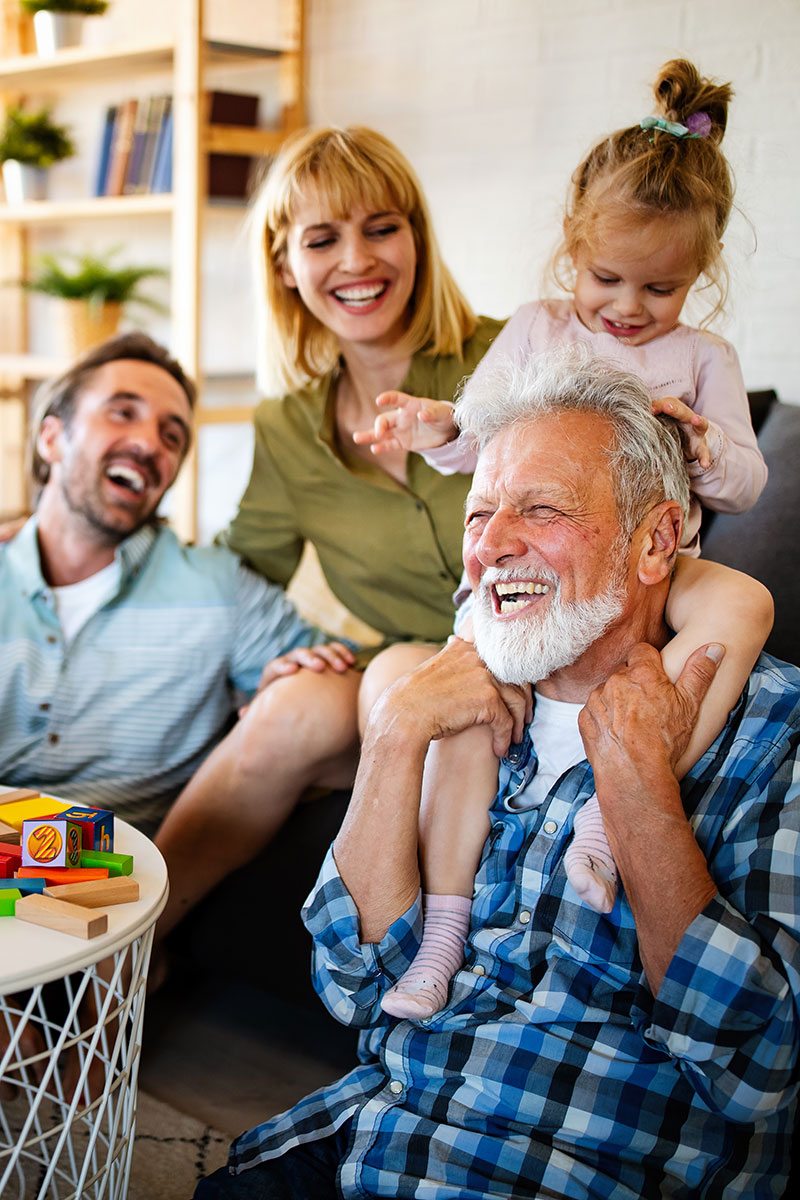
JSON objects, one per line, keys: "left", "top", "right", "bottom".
{"left": 21, "top": 249, "right": 167, "bottom": 314}
{"left": 0, "top": 105, "right": 74, "bottom": 166}
{"left": 20, "top": 1, "right": 109, "bottom": 14}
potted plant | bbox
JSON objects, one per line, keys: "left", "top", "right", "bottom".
{"left": 20, "top": 1, "right": 110, "bottom": 57}
{"left": 21, "top": 248, "right": 167, "bottom": 356}
{"left": 0, "top": 104, "right": 74, "bottom": 203}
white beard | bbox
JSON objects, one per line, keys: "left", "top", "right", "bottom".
{"left": 471, "top": 566, "right": 626, "bottom": 685}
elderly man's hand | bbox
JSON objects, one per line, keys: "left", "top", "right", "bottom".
{"left": 578, "top": 642, "right": 724, "bottom": 779}
{"left": 374, "top": 636, "right": 532, "bottom": 759}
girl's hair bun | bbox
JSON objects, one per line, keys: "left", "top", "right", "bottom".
{"left": 654, "top": 58, "right": 733, "bottom": 144}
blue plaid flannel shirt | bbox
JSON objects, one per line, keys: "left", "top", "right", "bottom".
{"left": 231, "top": 654, "right": 800, "bottom": 1198}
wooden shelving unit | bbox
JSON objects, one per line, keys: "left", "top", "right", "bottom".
{"left": 0, "top": 0, "right": 305, "bottom": 538}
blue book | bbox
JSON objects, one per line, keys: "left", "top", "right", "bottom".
{"left": 94, "top": 104, "right": 117, "bottom": 196}
{"left": 150, "top": 101, "right": 173, "bottom": 194}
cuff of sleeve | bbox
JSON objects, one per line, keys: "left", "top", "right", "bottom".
{"left": 303, "top": 846, "right": 424, "bottom": 981}
{"left": 633, "top": 894, "right": 790, "bottom": 1057}
{"left": 686, "top": 422, "right": 724, "bottom": 478}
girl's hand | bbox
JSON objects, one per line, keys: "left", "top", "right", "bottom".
{"left": 239, "top": 642, "right": 355, "bottom": 717}
{"left": 353, "top": 391, "right": 458, "bottom": 454}
{"left": 652, "top": 397, "right": 711, "bottom": 469}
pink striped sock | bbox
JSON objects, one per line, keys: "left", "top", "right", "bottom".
{"left": 380, "top": 894, "right": 472, "bottom": 1020}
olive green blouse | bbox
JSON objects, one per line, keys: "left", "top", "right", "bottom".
{"left": 224, "top": 316, "right": 505, "bottom": 644}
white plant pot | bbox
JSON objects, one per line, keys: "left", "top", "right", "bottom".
{"left": 2, "top": 160, "right": 48, "bottom": 205}
{"left": 33, "top": 12, "right": 86, "bottom": 57}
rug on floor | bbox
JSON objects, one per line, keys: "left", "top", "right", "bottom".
{"left": 1, "top": 1087, "right": 230, "bottom": 1199}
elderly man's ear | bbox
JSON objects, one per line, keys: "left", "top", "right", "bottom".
{"left": 635, "top": 501, "right": 684, "bottom": 586}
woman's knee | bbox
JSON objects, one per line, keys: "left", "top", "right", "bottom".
{"left": 238, "top": 668, "right": 360, "bottom": 774}
{"left": 358, "top": 642, "right": 440, "bottom": 730}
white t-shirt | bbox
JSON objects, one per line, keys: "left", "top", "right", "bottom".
{"left": 53, "top": 560, "right": 121, "bottom": 644}
{"left": 505, "top": 691, "right": 586, "bottom": 813}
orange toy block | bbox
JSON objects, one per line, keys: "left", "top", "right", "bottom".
{"left": 17, "top": 865, "right": 110, "bottom": 886}
{"left": 15, "top": 893, "right": 108, "bottom": 939}
{"left": 45, "top": 877, "right": 139, "bottom": 908}
{"left": 0, "top": 795, "right": 70, "bottom": 832}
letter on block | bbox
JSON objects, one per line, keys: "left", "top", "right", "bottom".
{"left": 15, "top": 893, "right": 108, "bottom": 939}
{"left": 22, "top": 817, "right": 82, "bottom": 869}
{"left": 45, "top": 877, "right": 139, "bottom": 908}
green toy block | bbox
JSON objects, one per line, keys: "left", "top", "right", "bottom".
{"left": 0, "top": 888, "right": 22, "bottom": 915}
{"left": 80, "top": 849, "right": 133, "bottom": 877}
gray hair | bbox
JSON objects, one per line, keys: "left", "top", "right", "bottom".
{"left": 456, "top": 346, "right": 690, "bottom": 537}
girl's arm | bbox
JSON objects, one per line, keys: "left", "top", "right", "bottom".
{"left": 664, "top": 557, "right": 773, "bottom": 778}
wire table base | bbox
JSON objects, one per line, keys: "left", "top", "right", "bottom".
{"left": 0, "top": 927, "right": 153, "bottom": 1200}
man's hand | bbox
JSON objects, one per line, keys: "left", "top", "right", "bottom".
{"left": 352, "top": 391, "right": 458, "bottom": 455}
{"left": 377, "top": 636, "right": 532, "bottom": 758}
{"left": 652, "top": 397, "right": 711, "bottom": 470}
{"left": 239, "top": 642, "right": 355, "bottom": 717}
{"left": 578, "top": 642, "right": 724, "bottom": 993}
{"left": 578, "top": 641, "right": 724, "bottom": 780}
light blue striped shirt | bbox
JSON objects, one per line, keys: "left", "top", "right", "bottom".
{"left": 1, "top": 518, "right": 321, "bottom": 834}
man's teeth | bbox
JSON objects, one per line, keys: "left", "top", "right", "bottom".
{"left": 106, "top": 465, "right": 145, "bottom": 493}
{"left": 495, "top": 580, "right": 550, "bottom": 613}
{"left": 334, "top": 283, "right": 385, "bottom": 307}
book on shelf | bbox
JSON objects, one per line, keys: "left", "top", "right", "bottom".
{"left": 104, "top": 98, "right": 138, "bottom": 197}
{"left": 93, "top": 105, "right": 117, "bottom": 197}
{"left": 122, "top": 98, "right": 152, "bottom": 195}
{"left": 150, "top": 99, "right": 173, "bottom": 194}
{"left": 207, "top": 91, "right": 260, "bottom": 200}
{"left": 136, "top": 95, "right": 169, "bottom": 194}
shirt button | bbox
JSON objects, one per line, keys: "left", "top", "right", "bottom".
{"left": 519, "top": 910, "right": 531, "bottom": 924}
{"left": 40, "top": 702, "right": 51, "bottom": 712}
{"left": 472, "top": 964, "right": 485, "bottom": 976}
{"left": 47, "top": 635, "right": 57, "bottom": 644}
{"left": 543, "top": 820, "right": 558, "bottom": 835}
{"left": 389, "top": 1079, "right": 403, "bottom": 1095}
{"left": 48, "top": 733, "right": 59, "bottom": 745}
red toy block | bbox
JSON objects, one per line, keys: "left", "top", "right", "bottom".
{"left": 0, "top": 855, "right": 14, "bottom": 879}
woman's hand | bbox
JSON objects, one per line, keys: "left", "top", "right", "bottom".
{"left": 0, "top": 515, "right": 27, "bottom": 544}
{"left": 239, "top": 642, "right": 355, "bottom": 716}
{"left": 353, "top": 391, "right": 458, "bottom": 454}
{"left": 652, "top": 397, "right": 711, "bottom": 469}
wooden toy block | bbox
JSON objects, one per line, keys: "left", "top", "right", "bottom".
{"left": 1, "top": 842, "right": 22, "bottom": 863}
{"left": 45, "top": 876, "right": 139, "bottom": 907}
{"left": 80, "top": 849, "right": 133, "bottom": 877}
{"left": 22, "top": 816, "right": 82, "bottom": 870}
{"left": 0, "top": 820, "right": 20, "bottom": 844}
{"left": 0, "top": 889, "right": 22, "bottom": 916}
{"left": 17, "top": 865, "right": 110, "bottom": 885}
{"left": 59, "top": 806, "right": 114, "bottom": 852}
{"left": 0, "top": 876, "right": 47, "bottom": 893}
{"left": 0, "top": 788, "right": 40, "bottom": 803}
{"left": 0, "top": 795, "right": 70, "bottom": 831}
{"left": 0, "top": 855, "right": 14, "bottom": 879}
{"left": 15, "top": 893, "right": 108, "bottom": 939}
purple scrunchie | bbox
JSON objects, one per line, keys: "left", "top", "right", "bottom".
{"left": 685, "top": 111, "right": 712, "bottom": 138}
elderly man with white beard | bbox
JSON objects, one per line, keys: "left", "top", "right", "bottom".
{"left": 197, "top": 351, "right": 800, "bottom": 1200}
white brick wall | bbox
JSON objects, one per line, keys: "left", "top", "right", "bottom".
{"left": 306, "top": 0, "right": 800, "bottom": 403}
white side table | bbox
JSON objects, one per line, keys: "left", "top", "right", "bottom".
{"left": 0, "top": 788, "right": 168, "bottom": 1200}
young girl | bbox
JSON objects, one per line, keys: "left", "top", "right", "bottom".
{"left": 356, "top": 59, "right": 773, "bottom": 1020}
